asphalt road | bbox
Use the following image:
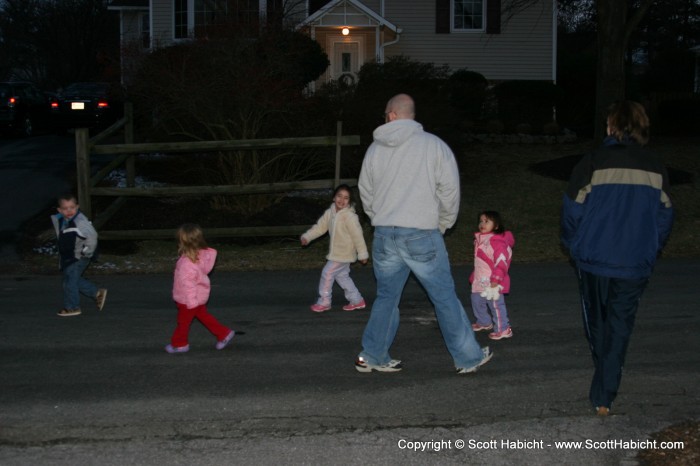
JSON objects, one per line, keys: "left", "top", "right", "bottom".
{"left": 1, "top": 260, "right": 698, "bottom": 465}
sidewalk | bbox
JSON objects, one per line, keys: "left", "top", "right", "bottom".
{"left": 0, "top": 260, "right": 698, "bottom": 465}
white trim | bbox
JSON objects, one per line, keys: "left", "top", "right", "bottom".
{"left": 298, "top": 0, "right": 398, "bottom": 33}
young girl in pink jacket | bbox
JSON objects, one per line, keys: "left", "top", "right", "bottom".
{"left": 165, "top": 224, "right": 235, "bottom": 353}
{"left": 469, "top": 211, "right": 515, "bottom": 340}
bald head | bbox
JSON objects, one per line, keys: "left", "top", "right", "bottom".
{"left": 385, "top": 94, "right": 415, "bottom": 121}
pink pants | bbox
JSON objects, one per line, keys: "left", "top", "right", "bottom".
{"left": 171, "top": 303, "right": 230, "bottom": 347}
{"left": 316, "top": 260, "right": 363, "bottom": 306}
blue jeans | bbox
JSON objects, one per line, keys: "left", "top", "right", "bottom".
{"left": 359, "top": 227, "right": 484, "bottom": 369}
{"left": 62, "top": 257, "right": 98, "bottom": 310}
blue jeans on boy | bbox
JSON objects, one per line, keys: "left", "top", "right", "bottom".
{"left": 359, "top": 227, "right": 484, "bottom": 369}
{"left": 62, "top": 257, "right": 98, "bottom": 310}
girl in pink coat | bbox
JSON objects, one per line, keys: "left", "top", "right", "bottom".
{"left": 165, "top": 224, "right": 235, "bottom": 353}
{"left": 469, "top": 211, "right": 515, "bottom": 340}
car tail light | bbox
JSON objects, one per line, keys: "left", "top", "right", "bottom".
{"left": 97, "top": 100, "right": 109, "bottom": 109}
{"left": 50, "top": 101, "right": 59, "bottom": 109}
{"left": 8, "top": 96, "right": 17, "bottom": 108}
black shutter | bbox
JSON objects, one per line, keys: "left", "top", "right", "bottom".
{"left": 267, "top": 0, "right": 283, "bottom": 27}
{"left": 436, "top": 0, "right": 450, "bottom": 34}
{"left": 486, "top": 0, "right": 501, "bottom": 34}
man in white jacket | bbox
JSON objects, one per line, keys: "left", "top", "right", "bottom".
{"left": 356, "top": 94, "right": 492, "bottom": 374}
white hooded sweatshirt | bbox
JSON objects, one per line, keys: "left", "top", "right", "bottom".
{"left": 358, "top": 119, "right": 461, "bottom": 233}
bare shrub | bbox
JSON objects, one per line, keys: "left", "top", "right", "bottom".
{"left": 127, "top": 28, "right": 330, "bottom": 216}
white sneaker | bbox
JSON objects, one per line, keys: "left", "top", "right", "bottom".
{"left": 96, "top": 289, "right": 108, "bottom": 311}
{"left": 355, "top": 357, "right": 402, "bottom": 373}
{"left": 456, "top": 347, "right": 493, "bottom": 374}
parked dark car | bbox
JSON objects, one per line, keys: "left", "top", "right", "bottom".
{"left": 50, "top": 82, "right": 123, "bottom": 131}
{"left": 0, "top": 82, "right": 51, "bottom": 137}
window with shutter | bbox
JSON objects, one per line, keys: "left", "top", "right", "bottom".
{"left": 453, "top": 0, "right": 485, "bottom": 31}
{"left": 173, "top": 0, "right": 266, "bottom": 39}
{"left": 437, "top": 0, "right": 501, "bottom": 34}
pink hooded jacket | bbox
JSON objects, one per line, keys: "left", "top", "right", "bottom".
{"left": 469, "top": 231, "right": 515, "bottom": 294}
{"left": 172, "top": 247, "right": 217, "bottom": 309}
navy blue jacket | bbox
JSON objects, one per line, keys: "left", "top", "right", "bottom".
{"left": 51, "top": 211, "right": 98, "bottom": 270}
{"left": 561, "top": 138, "right": 674, "bottom": 279}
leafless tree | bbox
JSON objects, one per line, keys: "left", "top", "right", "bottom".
{"left": 594, "top": 0, "right": 654, "bottom": 139}
{"left": 509, "top": 0, "right": 656, "bottom": 139}
{"left": 0, "top": 0, "right": 118, "bottom": 87}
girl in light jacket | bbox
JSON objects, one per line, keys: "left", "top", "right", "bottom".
{"left": 301, "top": 185, "right": 369, "bottom": 313}
{"left": 469, "top": 211, "right": 515, "bottom": 340}
{"left": 165, "top": 224, "right": 235, "bottom": 353}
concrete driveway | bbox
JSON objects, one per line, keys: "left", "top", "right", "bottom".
{"left": 0, "top": 260, "right": 698, "bottom": 465}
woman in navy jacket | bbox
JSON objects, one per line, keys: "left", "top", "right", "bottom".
{"left": 561, "top": 101, "right": 674, "bottom": 416}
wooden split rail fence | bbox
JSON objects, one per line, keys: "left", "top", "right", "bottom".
{"left": 75, "top": 104, "right": 361, "bottom": 240}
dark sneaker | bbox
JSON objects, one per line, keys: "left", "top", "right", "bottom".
{"left": 216, "top": 330, "right": 235, "bottom": 350}
{"left": 96, "top": 289, "right": 108, "bottom": 311}
{"left": 57, "top": 308, "right": 81, "bottom": 317}
{"left": 456, "top": 347, "right": 493, "bottom": 374}
{"left": 471, "top": 323, "right": 493, "bottom": 332}
{"left": 343, "top": 299, "right": 366, "bottom": 311}
{"left": 165, "top": 344, "right": 190, "bottom": 354}
{"left": 488, "top": 327, "right": 513, "bottom": 340}
{"left": 355, "top": 357, "right": 402, "bottom": 373}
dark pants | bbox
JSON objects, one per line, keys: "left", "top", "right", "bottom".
{"left": 578, "top": 269, "right": 648, "bottom": 409}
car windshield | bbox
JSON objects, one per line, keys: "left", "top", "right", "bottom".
{"left": 62, "top": 83, "right": 109, "bottom": 97}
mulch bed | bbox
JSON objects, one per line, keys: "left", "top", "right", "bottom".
{"left": 637, "top": 420, "right": 699, "bottom": 465}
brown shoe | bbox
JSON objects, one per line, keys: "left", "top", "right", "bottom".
{"left": 96, "top": 289, "right": 108, "bottom": 311}
{"left": 596, "top": 406, "right": 610, "bottom": 416}
{"left": 57, "top": 308, "right": 81, "bottom": 317}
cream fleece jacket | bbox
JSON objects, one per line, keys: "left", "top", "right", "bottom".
{"left": 358, "top": 119, "right": 461, "bottom": 233}
{"left": 301, "top": 205, "right": 369, "bottom": 263}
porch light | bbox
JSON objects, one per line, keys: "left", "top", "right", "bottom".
{"left": 342, "top": 27, "right": 350, "bottom": 36}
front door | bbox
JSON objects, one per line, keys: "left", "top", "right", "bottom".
{"left": 331, "top": 40, "right": 361, "bottom": 82}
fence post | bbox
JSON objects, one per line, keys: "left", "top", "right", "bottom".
{"left": 334, "top": 121, "right": 342, "bottom": 188}
{"left": 124, "top": 103, "right": 135, "bottom": 187}
{"left": 75, "top": 128, "right": 92, "bottom": 218}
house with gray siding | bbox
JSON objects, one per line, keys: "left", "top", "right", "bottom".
{"left": 109, "top": 0, "right": 556, "bottom": 85}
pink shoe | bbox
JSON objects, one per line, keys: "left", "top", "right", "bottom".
{"left": 165, "top": 344, "right": 190, "bottom": 354}
{"left": 472, "top": 323, "right": 493, "bottom": 332}
{"left": 310, "top": 303, "right": 331, "bottom": 312}
{"left": 216, "top": 330, "right": 235, "bottom": 350}
{"left": 343, "top": 299, "right": 366, "bottom": 311}
{"left": 488, "top": 327, "right": 513, "bottom": 340}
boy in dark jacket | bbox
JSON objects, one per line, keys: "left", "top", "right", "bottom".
{"left": 51, "top": 194, "right": 107, "bottom": 317}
